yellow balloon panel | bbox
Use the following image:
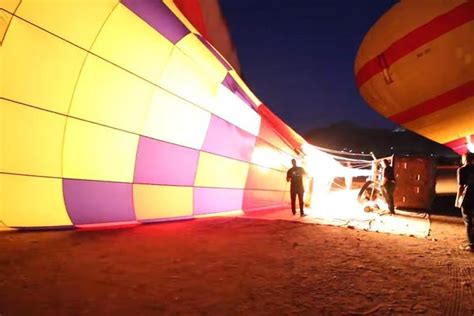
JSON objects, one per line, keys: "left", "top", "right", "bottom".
{"left": 176, "top": 33, "right": 227, "bottom": 85}
{"left": 142, "top": 88, "right": 211, "bottom": 149}
{"left": 0, "top": 10, "right": 13, "bottom": 44}
{"left": 2, "top": 17, "right": 87, "bottom": 114}
{"left": 194, "top": 152, "right": 249, "bottom": 189}
{"left": 15, "top": 0, "right": 118, "bottom": 49}
{"left": 70, "top": 55, "right": 155, "bottom": 134}
{"left": 159, "top": 46, "right": 218, "bottom": 112}
{"left": 0, "top": 0, "right": 20, "bottom": 12}
{"left": 0, "top": 99, "right": 65, "bottom": 177}
{"left": 0, "top": 0, "right": 21, "bottom": 14}
{"left": 210, "top": 84, "right": 261, "bottom": 136}
{"left": 92, "top": 4, "right": 174, "bottom": 84}
{"left": 162, "top": 0, "right": 200, "bottom": 35}
{"left": 133, "top": 184, "right": 193, "bottom": 220}
{"left": 63, "top": 118, "right": 138, "bottom": 182}
{"left": 405, "top": 98, "right": 474, "bottom": 144}
{"left": 0, "top": 174, "right": 72, "bottom": 227}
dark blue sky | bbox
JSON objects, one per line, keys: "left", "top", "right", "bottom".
{"left": 221, "top": 0, "right": 399, "bottom": 133}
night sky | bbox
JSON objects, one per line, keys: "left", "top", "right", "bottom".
{"left": 221, "top": 0, "right": 399, "bottom": 134}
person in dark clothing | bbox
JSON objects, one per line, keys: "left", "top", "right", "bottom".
{"left": 286, "top": 159, "right": 307, "bottom": 216}
{"left": 381, "top": 159, "right": 396, "bottom": 215}
{"left": 456, "top": 152, "right": 474, "bottom": 252}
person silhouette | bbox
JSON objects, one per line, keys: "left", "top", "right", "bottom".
{"left": 381, "top": 159, "right": 396, "bottom": 215}
{"left": 286, "top": 159, "right": 307, "bottom": 216}
{"left": 456, "top": 152, "right": 474, "bottom": 251}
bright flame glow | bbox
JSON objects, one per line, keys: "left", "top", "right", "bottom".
{"left": 467, "top": 135, "right": 474, "bottom": 153}
{"left": 301, "top": 143, "right": 372, "bottom": 206}
{"left": 301, "top": 143, "right": 340, "bottom": 201}
{"left": 299, "top": 144, "right": 404, "bottom": 230}
{"left": 295, "top": 145, "right": 428, "bottom": 237}
{"left": 307, "top": 190, "right": 368, "bottom": 218}
{"left": 303, "top": 190, "right": 429, "bottom": 237}
{"left": 251, "top": 146, "right": 292, "bottom": 170}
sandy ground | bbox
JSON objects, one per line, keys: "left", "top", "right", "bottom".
{"left": 0, "top": 213, "right": 473, "bottom": 315}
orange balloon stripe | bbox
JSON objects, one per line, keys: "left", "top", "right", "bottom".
{"left": 388, "top": 80, "right": 474, "bottom": 124}
{"left": 356, "top": 1, "right": 474, "bottom": 88}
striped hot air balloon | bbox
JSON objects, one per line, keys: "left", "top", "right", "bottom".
{"left": 355, "top": 0, "right": 474, "bottom": 154}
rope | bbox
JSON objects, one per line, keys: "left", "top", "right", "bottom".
{"left": 310, "top": 144, "right": 374, "bottom": 157}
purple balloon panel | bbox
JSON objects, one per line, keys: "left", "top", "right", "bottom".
{"left": 122, "top": 0, "right": 189, "bottom": 44}
{"left": 193, "top": 187, "right": 244, "bottom": 215}
{"left": 63, "top": 179, "right": 135, "bottom": 225}
{"left": 221, "top": 74, "right": 258, "bottom": 109}
{"left": 202, "top": 115, "right": 256, "bottom": 162}
{"left": 134, "top": 136, "right": 200, "bottom": 186}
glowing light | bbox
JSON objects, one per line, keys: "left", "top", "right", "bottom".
{"left": 301, "top": 143, "right": 340, "bottom": 202}
{"left": 194, "top": 210, "right": 244, "bottom": 218}
{"left": 76, "top": 221, "right": 141, "bottom": 230}
{"left": 301, "top": 143, "right": 372, "bottom": 208}
{"left": 251, "top": 146, "right": 291, "bottom": 170}
{"left": 0, "top": 222, "right": 17, "bottom": 232}
{"left": 467, "top": 136, "right": 474, "bottom": 153}
{"left": 308, "top": 190, "right": 368, "bottom": 219}
{"left": 298, "top": 144, "right": 404, "bottom": 233}
{"left": 303, "top": 190, "right": 429, "bottom": 238}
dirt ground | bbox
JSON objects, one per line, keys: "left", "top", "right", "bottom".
{"left": 0, "top": 215, "right": 473, "bottom": 315}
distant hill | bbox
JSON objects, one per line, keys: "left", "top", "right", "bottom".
{"left": 304, "top": 121, "right": 457, "bottom": 159}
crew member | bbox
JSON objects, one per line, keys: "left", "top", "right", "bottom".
{"left": 286, "top": 159, "right": 307, "bottom": 216}
{"left": 456, "top": 152, "right": 474, "bottom": 251}
{"left": 381, "top": 159, "right": 396, "bottom": 215}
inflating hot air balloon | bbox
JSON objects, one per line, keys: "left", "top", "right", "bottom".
{"left": 0, "top": 0, "right": 308, "bottom": 229}
{"left": 355, "top": 0, "right": 474, "bottom": 155}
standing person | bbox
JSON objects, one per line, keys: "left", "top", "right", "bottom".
{"left": 286, "top": 159, "right": 307, "bottom": 216}
{"left": 456, "top": 152, "right": 474, "bottom": 252}
{"left": 381, "top": 159, "right": 396, "bottom": 215}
